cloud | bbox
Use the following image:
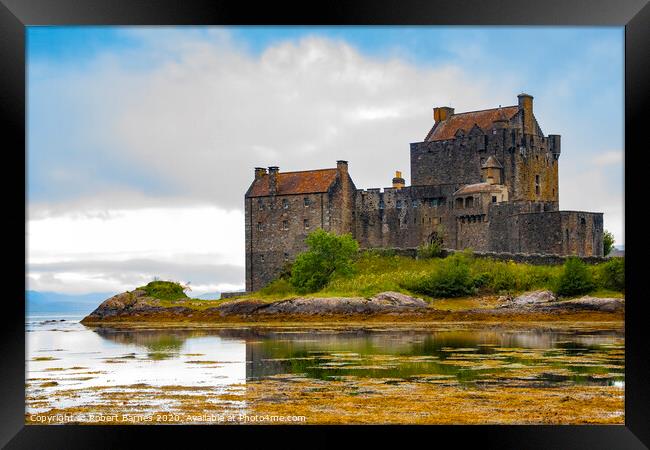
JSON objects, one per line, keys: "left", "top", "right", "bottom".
{"left": 27, "top": 205, "right": 244, "bottom": 294}
{"left": 592, "top": 150, "right": 624, "bottom": 166}
{"left": 27, "top": 258, "right": 244, "bottom": 295}
{"left": 560, "top": 166, "right": 624, "bottom": 245}
{"left": 29, "top": 32, "right": 520, "bottom": 216}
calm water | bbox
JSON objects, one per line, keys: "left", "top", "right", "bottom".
{"left": 26, "top": 314, "right": 625, "bottom": 414}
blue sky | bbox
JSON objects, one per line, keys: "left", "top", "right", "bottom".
{"left": 26, "top": 26, "right": 624, "bottom": 294}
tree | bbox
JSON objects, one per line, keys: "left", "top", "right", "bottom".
{"left": 555, "top": 257, "right": 595, "bottom": 297}
{"left": 290, "top": 229, "right": 359, "bottom": 293}
{"left": 603, "top": 230, "right": 615, "bottom": 256}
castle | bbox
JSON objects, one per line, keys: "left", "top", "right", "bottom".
{"left": 244, "top": 93, "right": 604, "bottom": 291}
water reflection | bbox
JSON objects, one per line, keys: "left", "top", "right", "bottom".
{"left": 87, "top": 326, "right": 624, "bottom": 386}
{"left": 27, "top": 318, "right": 624, "bottom": 395}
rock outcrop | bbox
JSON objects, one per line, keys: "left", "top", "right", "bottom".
{"left": 496, "top": 290, "right": 623, "bottom": 313}
{"left": 82, "top": 291, "right": 429, "bottom": 322}
{"left": 81, "top": 288, "right": 623, "bottom": 324}
{"left": 252, "top": 291, "right": 428, "bottom": 316}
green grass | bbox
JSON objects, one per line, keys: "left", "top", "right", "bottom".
{"left": 137, "top": 280, "right": 189, "bottom": 301}
{"left": 239, "top": 253, "right": 624, "bottom": 302}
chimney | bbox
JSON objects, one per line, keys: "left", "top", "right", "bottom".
{"left": 254, "top": 167, "right": 267, "bottom": 180}
{"left": 336, "top": 160, "right": 348, "bottom": 176}
{"left": 268, "top": 166, "right": 279, "bottom": 195}
{"left": 517, "top": 93, "right": 534, "bottom": 135}
{"left": 433, "top": 106, "right": 454, "bottom": 123}
{"left": 392, "top": 170, "right": 405, "bottom": 189}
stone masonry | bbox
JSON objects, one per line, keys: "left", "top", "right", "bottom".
{"left": 244, "top": 93, "right": 604, "bottom": 291}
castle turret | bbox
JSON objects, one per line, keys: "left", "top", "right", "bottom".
{"left": 482, "top": 156, "right": 503, "bottom": 185}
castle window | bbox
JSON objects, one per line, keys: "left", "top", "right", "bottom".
{"left": 396, "top": 200, "right": 403, "bottom": 209}
{"left": 535, "top": 175, "right": 540, "bottom": 195}
{"left": 465, "top": 197, "right": 474, "bottom": 208}
{"left": 580, "top": 217, "right": 586, "bottom": 225}
{"left": 412, "top": 199, "right": 418, "bottom": 208}
{"left": 492, "top": 195, "right": 497, "bottom": 203}
{"left": 282, "top": 199, "right": 289, "bottom": 209}
{"left": 282, "top": 220, "right": 289, "bottom": 230}
{"left": 258, "top": 200, "right": 264, "bottom": 210}
{"left": 304, "top": 197, "right": 311, "bottom": 207}
{"left": 284, "top": 252, "right": 289, "bottom": 261}
{"left": 260, "top": 254, "right": 265, "bottom": 263}
{"left": 455, "top": 198, "right": 464, "bottom": 209}
{"left": 566, "top": 229, "right": 570, "bottom": 241}
{"left": 414, "top": 218, "right": 417, "bottom": 224}
{"left": 257, "top": 222, "right": 263, "bottom": 232}
{"left": 304, "top": 219, "right": 310, "bottom": 229}
{"left": 379, "top": 199, "right": 385, "bottom": 209}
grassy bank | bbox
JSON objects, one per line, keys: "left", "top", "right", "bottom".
{"left": 241, "top": 251, "right": 624, "bottom": 302}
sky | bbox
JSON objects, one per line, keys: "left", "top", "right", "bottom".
{"left": 26, "top": 26, "right": 625, "bottom": 295}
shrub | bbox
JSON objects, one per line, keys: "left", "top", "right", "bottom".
{"left": 417, "top": 241, "right": 443, "bottom": 259}
{"left": 596, "top": 257, "right": 625, "bottom": 292}
{"left": 290, "top": 229, "right": 359, "bottom": 293}
{"left": 138, "top": 280, "right": 188, "bottom": 301}
{"left": 603, "top": 230, "right": 615, "bottom": 256}
{"left": 554, "top": 257, "right": 595, "bottom": 297}
{"left": 407, "top": 253, "right": 476, "bottom": 298}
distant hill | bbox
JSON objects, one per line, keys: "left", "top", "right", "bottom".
{"left": 26, "top": 290, "right": 115, "bottom": 315}
{"left": 194, "top": 292, "right": 221, "bottom": 300}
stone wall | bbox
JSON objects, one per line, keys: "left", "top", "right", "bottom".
{"left": 372, "top": 247, "right": 611, "bottom": 265}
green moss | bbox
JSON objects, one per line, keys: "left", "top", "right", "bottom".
{"left": 137, "top": 280, "right": 189, "bottom": 301}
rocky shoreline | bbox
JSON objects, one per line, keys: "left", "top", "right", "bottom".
{"left": 80, "top": 289, "right": 624, "bottom": 325}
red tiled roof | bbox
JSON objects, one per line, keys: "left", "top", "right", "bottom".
{"left": 426, "top": 106, "right": 519, "bottom": 141}
{"left": 246, "top": 168, "right": 338, "bottom": 197}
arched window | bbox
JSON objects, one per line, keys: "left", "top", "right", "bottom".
{"left": 465, "top": 197, "right": 474, "bottom": 208}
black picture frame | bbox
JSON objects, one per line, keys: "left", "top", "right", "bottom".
{"left": 2, "top": 0, "right": 647, "bottom": 448}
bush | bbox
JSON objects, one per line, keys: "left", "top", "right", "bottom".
{"left": 603, "top": 230, "right": 615, "bottom": 256}
{"left": 138, "top": 280, "right": 188, "bottom": 301}
{"left": 554, "top": 257, "right": 595, "bottom": 297}
{"left": 290, "top": 229, "right": 359, "bottom": 293}
{"left": 596, "top": 257, "right": 625, "bottom": 292}
{"left": 407, "top": 253, "right": 476, "bottom": 298}
{"left": 417, "top": 241, "right": 443, "bottom": 259}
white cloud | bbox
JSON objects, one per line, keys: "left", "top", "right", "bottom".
{"left": 560, "top": 166, "right": 624, "bottom": 245}
{"left": 27, "top": 205, "right": 244, "bottom": 294}
{"left": 32, "top": 33, "right": 519, "bottom": 215}
{"left": 593, "top": 150, "right": 624, "bottom": 166}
